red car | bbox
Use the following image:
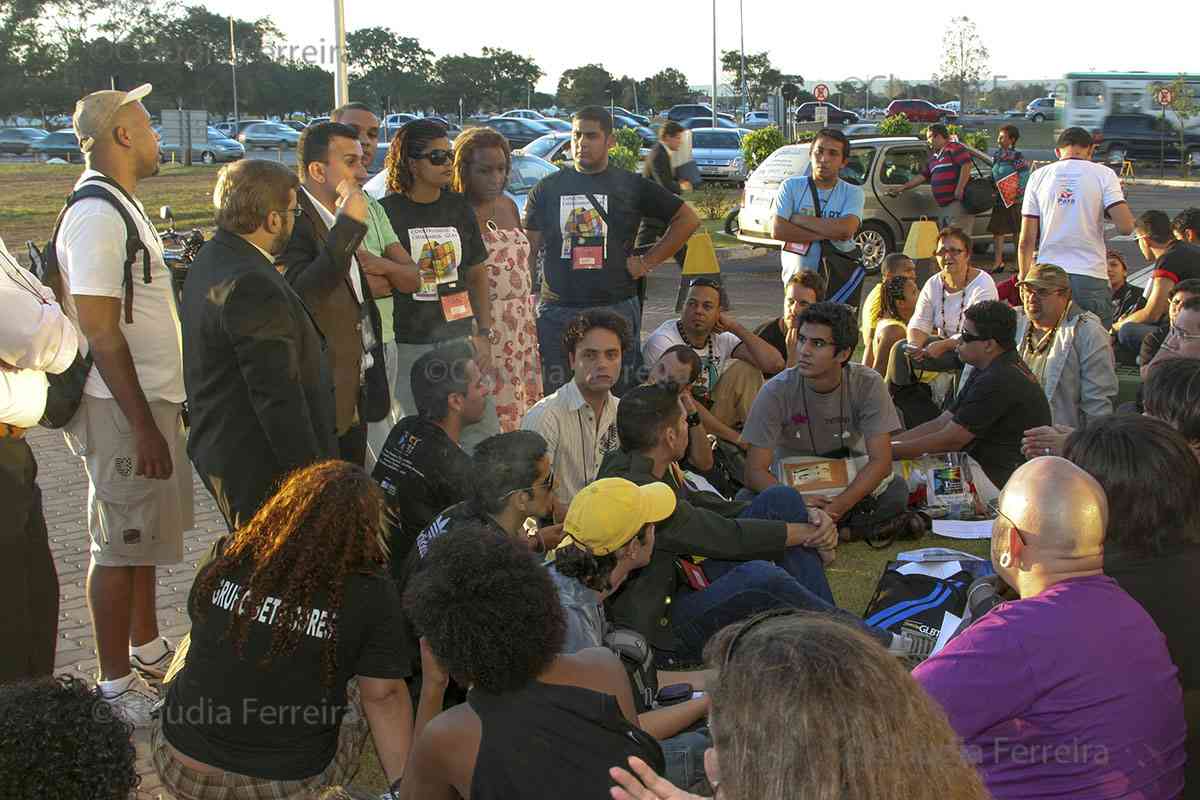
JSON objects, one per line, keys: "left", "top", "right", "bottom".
{"left": 885, "top": 99, "right": 957, "bottom": 124}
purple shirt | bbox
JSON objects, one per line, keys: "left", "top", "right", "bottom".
{"left": 913, "top": 575, "right": 1185, "bottom": 799}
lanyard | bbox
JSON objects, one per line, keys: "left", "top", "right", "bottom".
{"left": 800, "top": 373, "right": 847, "bottom": 456}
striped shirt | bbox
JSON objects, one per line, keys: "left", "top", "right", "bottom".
{"left": 922, "top": 142, "right": 973, "bottom": 207}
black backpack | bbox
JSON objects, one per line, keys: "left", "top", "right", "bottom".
{"left": 32, "top": 176, "right": 152, "bottom": 428}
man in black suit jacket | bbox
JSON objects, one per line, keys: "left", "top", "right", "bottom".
{"left": 280, "top": 122, "right": 387, "bottom": 466}
{"left": 182, "top": 159, "right": 338, "bottom": 531}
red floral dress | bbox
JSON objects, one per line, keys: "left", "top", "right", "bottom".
{"left": 483, "top": 226, "right": 543, "bottom": 431}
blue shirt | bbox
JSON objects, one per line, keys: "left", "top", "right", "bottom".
{"left": 774, "top": 176, "right": 865, "bottom": 282}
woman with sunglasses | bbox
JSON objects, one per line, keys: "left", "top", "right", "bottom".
{"left": 451, "top": 127, "right": 544, "bottom": 432}
{"left": 911, "top": 456, "right": 1185, "bottom": 800}
{"left": 609, "top": 612, "right": 989, "bottom": 800}
{"left": 379, "top": 120, "right": 500, "bottom": 451}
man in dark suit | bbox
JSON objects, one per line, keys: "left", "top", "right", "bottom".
{"left": 280, "top": 121, "right": 387, "bottom": 466}
{"left": 182, "top": 159, "right": 338, "bottom": 531}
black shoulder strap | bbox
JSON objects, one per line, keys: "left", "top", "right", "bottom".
{"left": 807, "top": 175, "right": 823, "bottom": 217}
{"left": 583, "top": 192, "right": 610, "bottom": 224}
{"left": 46, "top": 177, "right": 151, "bottom": 324}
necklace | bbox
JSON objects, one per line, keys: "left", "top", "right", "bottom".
{"left": 1020, "top": 305, "right": 1069, "bottom": 382}
{"left": 677, "top": 320, "right": 717, "bottom": 390}
{"left": 938, "top": 269, "right": 972, "bottom": 337}
{"left": 800, "top": 372, "right": 847, "bottom": 456}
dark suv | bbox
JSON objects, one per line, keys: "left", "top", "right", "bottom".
{"left": 794, "top": 102, "right": 859, "bottom": 125}
{"left": 885, "top": 99, "right": 956, "bottom": 124}
{"left": 1093, "top": 114, "right": 1200, "bottom": 167}
{"left": 666, "top": 104, "right": 734, "bottom": 123}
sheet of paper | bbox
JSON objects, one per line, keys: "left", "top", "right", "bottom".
{"left": 931, "top": 519, "right": 994, "bottom": 539}
{"left": 897, "top": 560, "right": 963, "bottom": 580}
{"left": 932, "top": 611, "right": 963, "bottom": 656}
{"left": 896, "top": 547, "right": 985, "bottom": 563}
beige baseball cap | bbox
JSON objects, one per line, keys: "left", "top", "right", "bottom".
{"left": 73, "top": 83, "right": 152, "bottom": 153}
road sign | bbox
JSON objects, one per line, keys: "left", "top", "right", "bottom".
{"left": 1156, "top": 87, "right": 1174, "bottom": 107}
{"left": 814, "top": 84, "right": 830, "bottom": 102}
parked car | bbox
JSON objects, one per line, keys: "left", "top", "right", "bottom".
{"left": 155, "top": 125, "right": 244, "bottom": 164}
{"left": 666, "top": 104, "right": 735, "bottom": 124}
{"left": 884, "top": 99, "right": 956, "bottom": 124}
{"left": 1093, "top": 113, "right": 1200, "bottom": 168}
{"left": 30, "top": 129, "right": 82, "bottom": 162}
{"left": 214, "top": 119, "right": 267, "bottom": 138}
{"left": 506, "top": 153, "right": 560, "bottom": 216}
{"left": 0, "top": 127, "right": 48, "bottom": 155}
{"left": 308, "top": 116, "right": 330, "bottom": 127}
{"left": 735, "top": 136, "right": 995, "bottom": 271}
{"left": 500, "top": 109, "right": 546, "bottom": 121}
{"left": 795, "top": 102, "right": 860, "bottom": 125}
{"left": 238, "top": 122, "right": 301, "bottom": 149}
{"left": 516, "top": 132, "right": 573, "bottom": 165}
{"left": 484, "top": 117, "right": 554, "bottom": 150}
{"left": 682, "top": 116, "right": 740, "bottom": 130}
{"left": 613, "top": 115, "right": 657, "bottom": 147}
{"left": 690, "top": 128, "right": 747, "bottom": 184}
{"left": 843, "top": 122, "right": 882, "bottom": 137}
{"left": 539, "top": 117, "right": 572, "bottom": 132}
{"left": 1025, "top": 97, "right": 1058, "bottom": 123}
{"left": 281, "top": 119, "right": 308, "bottom": 132}
{"left": 742, "top": 111, "right": 773, "bottom": 129}
{"left": 611, "top": 106, "right": 651, "bottom": 126}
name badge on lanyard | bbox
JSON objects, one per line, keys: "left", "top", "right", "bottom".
{"left": 571, "top": 235, "right": 605, "bottom": 270}
{"left": 438, "top": 279, "right": 473, "bottom": 322}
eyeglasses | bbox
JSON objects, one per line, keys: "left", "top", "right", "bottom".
{"left": 413, "top": 148, "right": 454, "bottom": 166}
{"left": 722, "top": 608, "right": 801, "bottom": 669}
{"left": 793, "top": 332, "right": 833, "bottom": 350}
{"left": 500, "top": 469, "right": 555, "bottom": 501}
{"left": 1019, "top": 286, "right": 1066, "bottom": 298}
{"left": 959, "top": 330, "right": 989, "bottom": 343}
{"left": 273, "top": 206, "right": 302, "bottom": 219}
{"left": 936, "top": 247, "right": 965, "bottom": 256}
{"left": 1168, "top": 324, "right": 1200, "bottom": 342}
{"left": 991, "top": 506, "right": 1032, "bottom": 547}
{"left": 689, "top": 276, "right": 723, "bottom": 290}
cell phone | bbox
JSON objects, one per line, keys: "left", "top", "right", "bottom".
{"left": 655, "top": 682, "right": 693, "bottom": 706}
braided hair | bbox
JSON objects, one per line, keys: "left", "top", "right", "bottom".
{"left": 384, "top": 118, "right": 450, "bottom": 195}
{"left": 880, "top": 275, "right": 914, "bottom": 322}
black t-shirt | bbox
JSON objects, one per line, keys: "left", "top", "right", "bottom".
{"left": 379, "top": 191, "right": 487, "bottom": 344}
{"left": 1111, "top": 281, "right": 1145, "bottom": 324}
{"left": 161, "top": 561, "right": 409, "bottom": 780}
{"left": 948, "top": 349, "right": 1051, "bottom": 488}
{"left": 752, "top": 317, "right": 788, "bottom": 377}
{"left": 372, "top": 416, "right": 473, "bottom": 568}
{"left": 523, "top": 166, "right": 684, "bottom": 306}
{"left": 1153, "top": 240, "right": 1200, "bottom": 287}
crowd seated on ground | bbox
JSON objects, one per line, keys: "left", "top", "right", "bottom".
{"left": 752, "top": 269, "right": 827, "bottom": 377}
{"left": 860, "top": 253, "right": 916, "bottom": 371}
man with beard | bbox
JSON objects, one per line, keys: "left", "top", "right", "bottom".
{"left": 182, "top": 159, "right": 338, "bottom": 532}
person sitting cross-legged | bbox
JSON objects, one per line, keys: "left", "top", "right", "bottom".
{"left": 642, "top": 276, "right": 783, "bottom": 437}
{"left": 399, "top": 529, "right": 664, "bottom": 800}
{"left": 741, "top": 301, "right": 916, "bottom": 541}
{"left": 913, "top": 456, "right": 1186, "bottom": 800}
{"left": 860, "top": 254, "right": 916, "bottom": 371}
{"left": 892, "top": 300, "right": 1051, "bottom": 502}
{"left": 751, "top": 269, "right": 828, "bottom": 378}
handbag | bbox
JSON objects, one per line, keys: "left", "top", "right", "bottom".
{"left": 862, "top": 557, "right": 994, "bottom": 656}
{"left": 806, "top": 177, "right": 865, "bottom": 310}
{"left": 903, "top": 217, "right": 940, "bottom": 259}
{"left": 961, "top": 176, "right": 995, "bottom": 215}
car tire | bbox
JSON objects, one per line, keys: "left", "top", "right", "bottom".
{"left": 1032, "top": 114, "right": 1045, "bottom": 123}
{"left": 201, "top": 151, "right": 215, "bottom": 164}
{"left": 855, "top": 221, "right": 894, "bottom": 274}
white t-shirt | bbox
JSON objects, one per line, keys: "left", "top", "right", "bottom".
{"left": 1021, "top": 158, "right": 1126, "bottom": 281}
{"left": 363, "top": 171, "right": 389, "bottom": 200}
{"left": 55, "top": 170, "right": 184, "bottom": 402}
{"left": 909, "top": 269, "right": 998, "bottom": 338}
{"left": 642, "top": 319, "right": 742, "bottom": 390}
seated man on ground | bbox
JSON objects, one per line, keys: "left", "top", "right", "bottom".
{"left": 1016, "top": 264, "right": 1116, "bottom": 429}
{"left": 1113, "top": 209, "right": 1200, "bottom": 357}
{"left": 741, "top": 302, "right": 914, "bottom": 539}
{"left": 752, "top": 269, "right": 827, "bottom": 377}
{"left": 642, "top": 276, "right": 783, "bottom": 433}
{"left": 598, "top": 383, "right": 923, "bottom": 669}
{"left": 374, "top": 343, "right": 486, "bottom": 567}
{"left": 0, "top": 675, "right": 139, "bottom": 799}
{"left": 1138, "top": 279, "right": 1200, "bottom": 372}
{"left": 549, "top": 477, "right": 714, "bottom": 789}
{"left": 867, "top": 273, "right": 920, "bottom": 375}
{"left": 893, "top": 301, "right": 1051, "bottom": 501}
{"left": 1145, "top": 295, "right": 1200, "bottom": 378}
{"left": 400, "top": 530, "right": 663, "bottom": 800}
{"left": 1144, "top": 357, "right": 1200, "bottom": 458}
{"left": 1174, "top": 206, "right": 1200, "bottom": 244}
{"left": 646, "top": 345, "right": 716, "bottom": 475}
{"left": 913, "top": 457, "right": 1186, "bottom": 800}
{"left": 523, "top": 309, "right": 625, "bottom": 511}
{"left": 155, "top": 462, "right": 410, "bottom": 798}
{"left": 1107, "top": 250, "right": 1144, "bottom": 364}
{"left": 859, "top": 253, "right": 917, "bottom": 370}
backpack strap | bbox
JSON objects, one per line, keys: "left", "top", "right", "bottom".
{"left": 46, "top": 177, "right": 151, "bottom": 324}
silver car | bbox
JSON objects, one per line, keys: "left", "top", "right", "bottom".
{"left": 156, "top": 125, "right": 244, "bottom": 164}
{"left": 742, "top": 111, "right": 772, "bottom": 130}
{"left": 736, "top": 136, "right": 995, "bottom": 271}
{"left": 690, "top": 128, "right": 747, "bottom": 184}
{"left": 516, "top": 133, "right": 573, "bottom": 165}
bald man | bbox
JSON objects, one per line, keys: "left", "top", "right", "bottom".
{"left": 912, "top": 457, "right": 1186, "bottom": 799}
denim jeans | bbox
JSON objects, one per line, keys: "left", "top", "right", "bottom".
{"left": 661, "top": 727, "right": 711, "bottom": 790}
{"left": 1116, "top": 321, "right": 1161, "bottom": 360}
{"left": 535, "top": 296, "right": 643, "bottom": 396}
{"left": 1069, "top": 273, "right": 1114, "bottom": 329}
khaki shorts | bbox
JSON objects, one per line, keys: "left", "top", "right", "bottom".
{"left": 63, "top": 395, "right": 193, "bottom": 567}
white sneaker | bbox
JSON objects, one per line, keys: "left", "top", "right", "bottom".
{"left": 100, "top": 672, "right": 160, "bottom": 727}
{"left": 130, "top": 637, "right": 175, "bottom": 680}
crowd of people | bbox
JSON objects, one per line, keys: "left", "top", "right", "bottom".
{"left": 0, "top": 82, "right": 1196, "bottom": 800}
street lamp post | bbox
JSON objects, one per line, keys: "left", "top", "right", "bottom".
{"left": 228, "top": 17, "right": 239, "bottom": 126}
{"left": 739, "top": 0, "right": 746, "bottom": 115}
{"left": 332, "top": 0, "right": 349, "bottom": 108}
{"left": 712, "top": 0, "right": 718, "bottom": 128}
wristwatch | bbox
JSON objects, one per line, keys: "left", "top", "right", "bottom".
{"left": 476, "top": 327, "right": 492, "bottom": 337}
{"left": 686, "top": 411, "right": 702, "bottom": 428}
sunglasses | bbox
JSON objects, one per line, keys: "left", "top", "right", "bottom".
{"left": 412, "top": 148, "right": 454, "bottom": 166}
{"left": 959, "top": 330, "right": 989, "bottom": 343}
{"left": 501, "top": 469, "right": 555, "bottom": 501}
{"left": 722, "top": 608, "right": 802, "bottom": 669}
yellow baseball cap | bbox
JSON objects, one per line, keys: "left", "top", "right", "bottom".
{"left": 73, "top": 83, "right": 152, "bottom": 153}
{"left": 559, "top": 478, "right": 677, "bottom": 556}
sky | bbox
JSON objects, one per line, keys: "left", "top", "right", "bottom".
{"left": 198, "top": 0, "right": 1196, "bottom": 95}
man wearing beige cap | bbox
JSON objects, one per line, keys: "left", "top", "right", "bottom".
{"left": 1014, "top": 264, "right": 1116, "bottom": 431}
{"left": 54, "top": 84, "right": 192, "bottom": 725}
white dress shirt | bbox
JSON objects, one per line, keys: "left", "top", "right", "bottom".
{"left": 521, "top": 379, "right": 620, "bottom": 506}
{"left": 0, "top": 236, "right": 79, "bottom": 427}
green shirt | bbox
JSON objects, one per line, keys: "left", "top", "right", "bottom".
{"left": 363, "top": 195, "right": 400, "bottom": 257}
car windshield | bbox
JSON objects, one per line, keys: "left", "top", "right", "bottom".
{"left": 693, "top": 132, "right": 741, "bottom": 150}
{"left": 524, "top": 135, "right": 562, "bottom": 159}
{"left": 508, "top": 155, "right": 558, "bottom": 193}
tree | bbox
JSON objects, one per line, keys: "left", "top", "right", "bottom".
{"left": 557, "top": 63, "right": 613, "bottom": 108}
{"left": 935, "top": 16, "right": 989, "bottom": 108}
{"left": 1166, "top": 77, "right": 1200, "bottom": 176}
{"left": 345, "top": 28, "right": 433, "bottom": 77}
{"left": 481, "top": 47, "right": 543, "bottom": 110}
{"left": 720, "top": 50, "right": 784, "bottom": 107}
{"left": 643, "top": 67, "right": 692, "bottom": 109}
{"left": 431, "top": 53, "right": 493, "bottom": 113}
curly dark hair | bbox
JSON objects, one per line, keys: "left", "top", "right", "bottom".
{"left": 1145, "top": 357, "right": 1200, "bottom": 443}
{"left": 193, "top": 460, "right": 390, "bottom": 687}
{"left": 450, "top": 125, "right": 511, "bottom": 198}
{"left": 0, "top": 675, "right": 138, "bottom": 798}
{"left": 404, "top": 527, "right": 566, "bottom": 693}
{"left": 554, "top": 525, "right": 650, "bottom": 592}
{"left": 797, "top": 301, "right": 858, "bottom": 363}
{"left": 1172, "top": 207, "right": 1200, "bottom": 239}
{"left": 384, "top": 118, "right": 451, "bottom": 194}
{"left": 964, "top": 300, "right": 1017, "bottom": 351}
{"left": 1064, "top": 414, "right": 1200, "bottom": 556}
{"left": 471, "top": 430, "right": 549, "bottom": 514}
{"left": 561, "top": 308, "right": 630, "bottom": 358}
